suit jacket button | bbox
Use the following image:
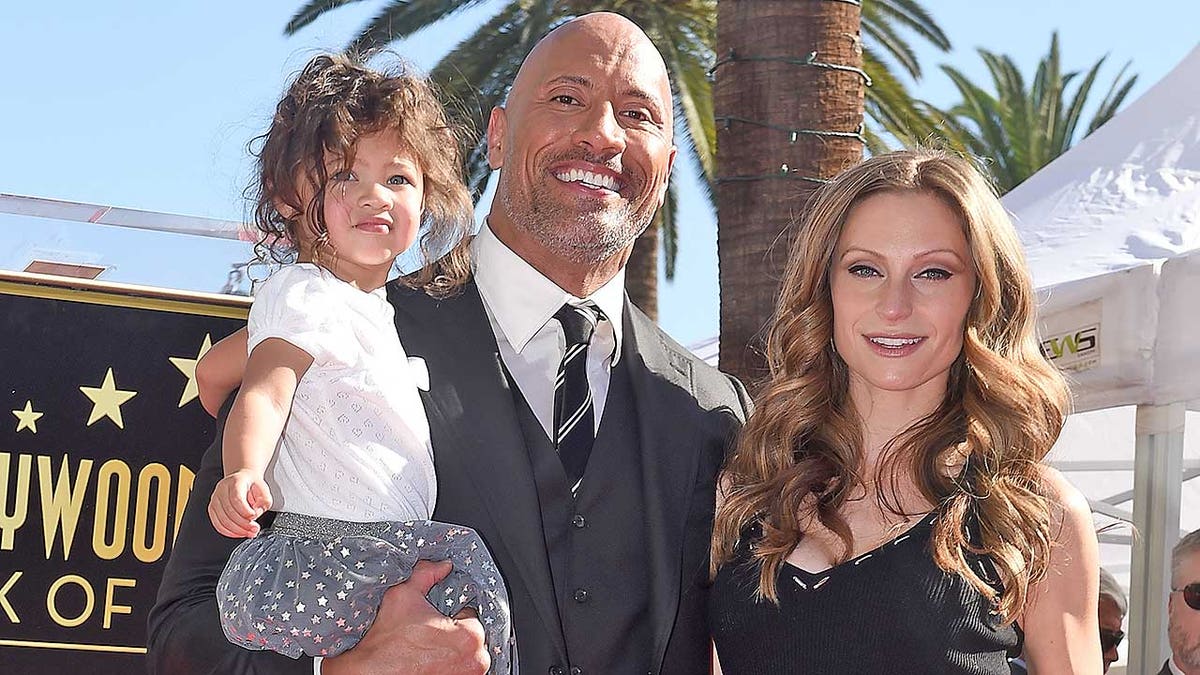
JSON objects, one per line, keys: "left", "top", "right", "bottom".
{"left": 572, "top": 514, "right": 586, "bottom": 528}
{"left": 570, "top": 668, "right": 583, "bottom": 675}
{"left": 573, "top": 588, "right": 589, "bottom": 603}
{"left": 549, "top": 667, "right": 565, "bottom": 675}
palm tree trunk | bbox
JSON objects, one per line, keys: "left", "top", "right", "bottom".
{"left": 626, "top": 223, "right": 658, "bottom": 321}
{"left": 716, "top": 0, "right": 865, "bottom": 391}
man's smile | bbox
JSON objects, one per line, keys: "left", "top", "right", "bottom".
{"left": 550, "top": 161, "right": 625, "bottom": 196}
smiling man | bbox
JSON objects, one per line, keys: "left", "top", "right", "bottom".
{"left": 487, "top": 15, "right": 676, "bottom": 285}
{"left": 148, "top": 13, "right": 748, "bottom": 675}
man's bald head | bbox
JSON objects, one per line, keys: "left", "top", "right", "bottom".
{"left": 507, "top": 12, "right": 674, "bottom": 134}
{"left": 484, "top": 11, "right": 678, "bottom": 296}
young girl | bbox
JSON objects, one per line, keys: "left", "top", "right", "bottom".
{"left": 202, "top": 53, "right": 513, "bottom": 672}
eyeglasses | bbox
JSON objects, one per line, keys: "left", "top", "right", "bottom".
{"left": 1099, "top": 628, "right": 1125, "bottom": 652}
{"left": 1175, "top": 582, "right": 1200, "bottom": 611}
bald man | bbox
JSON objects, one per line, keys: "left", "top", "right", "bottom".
{"left": 147, "top": 13, "right": 749, "bottom": 675}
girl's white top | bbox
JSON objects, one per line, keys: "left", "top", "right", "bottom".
{"left": 247, "top": 263, "right": 435, "bottom": 522}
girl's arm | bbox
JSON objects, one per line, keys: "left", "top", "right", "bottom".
{"left": 1020, "top": 466, "right": 1103, "bottom": 674}
{"left": 197, "top": 327, "right": 250, "bottom": 417}
{"left": 207, "top": 337, "right": 312, "bottom": 538}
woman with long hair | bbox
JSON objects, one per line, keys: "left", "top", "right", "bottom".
{"left": 710, "top": 149, "right": 1101, "bottom": 673}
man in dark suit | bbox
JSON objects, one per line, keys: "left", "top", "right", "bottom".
{"left": 1161, "top": 529, "right": 1200, "bottom": 674}
{"left": 147, "top": 12, "right": 748, "bottom": 675}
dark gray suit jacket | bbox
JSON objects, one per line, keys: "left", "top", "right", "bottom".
{"left": 147, "top": 279, "right": 749, "bottom": 674}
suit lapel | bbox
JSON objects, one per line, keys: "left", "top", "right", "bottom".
{"left": 391, "top": 281, "right": 566, "bottom": 655}
{"left": 623, "top": 304, "right": 705, "bottom": 670}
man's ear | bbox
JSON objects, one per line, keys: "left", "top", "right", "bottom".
{"left": 486, "top": 106, "right": 507, "bottom": 170}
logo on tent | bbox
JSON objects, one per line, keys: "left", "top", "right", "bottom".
{"left": 1040, "top": 324, "right": 1100, "bottom": 372}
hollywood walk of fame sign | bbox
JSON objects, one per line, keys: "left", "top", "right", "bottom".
{"left": 0, "top": 270, "right": 248, "bottom": 672}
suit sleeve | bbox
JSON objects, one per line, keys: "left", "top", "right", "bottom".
{"left": 145, "top": 393, "right": 311, "bottom": 675}
{"left": 725, "top": 374, "right": 753, "bottom": 423}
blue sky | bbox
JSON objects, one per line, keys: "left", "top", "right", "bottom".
{"left": 1, "top": 1, "right": 1197, "bottom": 345}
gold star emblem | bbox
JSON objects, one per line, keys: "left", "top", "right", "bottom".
{"left": 12, "top": 400, "right": 44, "bottom": 434}
{"left": 168, "top": 334, "right": 213, "bottom": 407}
{"left": 80, "top": 368, "right": 137, "bottom": 429}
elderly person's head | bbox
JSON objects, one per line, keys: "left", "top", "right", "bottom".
{"left": 1170, "top": 529, "right": 1200, "bottom": 673}
{"left": 1097, "top": 567, "right": 1127, "bottom": 672}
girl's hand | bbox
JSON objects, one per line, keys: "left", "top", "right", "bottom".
{"left": 208, "top": 469, "right": 273, "bottom": 538}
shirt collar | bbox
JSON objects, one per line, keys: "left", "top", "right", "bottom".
{"left": 298, "top": 262, "right": 391, "bottom": 312}
{"left": 472, "top": 222, "right": 625, "bottom": 361}
{"left": 1170, "top": 657, "right": 1186, "bottom": 675}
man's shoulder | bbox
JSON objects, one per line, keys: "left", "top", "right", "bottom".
{"left": 385, "top": 278, "right": 479, "bottom": 314}
{"left": 385, "top": 279, "right": 434, "bottom": 304}
{"left": 626, "top": 303, "right": 747, "bottom": 415}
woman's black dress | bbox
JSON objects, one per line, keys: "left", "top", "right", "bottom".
{"left": 710, "top": 511, "right": 1020, "bottom": 674}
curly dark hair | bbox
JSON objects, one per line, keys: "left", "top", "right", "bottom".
{"left": 249, "top": 52, "right": 472, "bottom": 296}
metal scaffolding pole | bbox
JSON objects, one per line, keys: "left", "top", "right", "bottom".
{"left": 1127, "top": 402, "right": 1185, "bottom": 674}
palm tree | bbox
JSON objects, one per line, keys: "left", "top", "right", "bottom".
{"left": 936, "top": 32, "right": 1138, "bottom": 194}
{"left": 285, "top": 0, "right": 949, "bottom": 319}
{"left": 714, "top": 0, "right": 865, "bottom": 387}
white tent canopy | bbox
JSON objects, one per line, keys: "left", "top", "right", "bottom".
{"left": 1003, "top": 42, "right": 1200, "bottom": 673}
{"left": 1007, "top": 41, "right": 1200, "bottom": 411}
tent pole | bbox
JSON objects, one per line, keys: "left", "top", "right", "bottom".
{"left": 1127, "top": 403, "right": 1184, "bottom": 673}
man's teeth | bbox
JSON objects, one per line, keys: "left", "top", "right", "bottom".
{"left": 556, "top": 168, "right": 620, "bottom": 191}
{"left": 870, "top": 336, "right": 921, "bottom": 348}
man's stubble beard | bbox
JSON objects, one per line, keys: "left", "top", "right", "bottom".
{"left": 499, "top": 169, "right": 654, "bottom": 265}
{"left": 1170, "top": 619, "right": 1200, "bottom": 671}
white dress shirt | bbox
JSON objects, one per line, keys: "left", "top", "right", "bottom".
{"left": 1170, "top": 656, "right": 1186, "bottom": 675}
{"left": 473, "top": 222, "right": 625, "bottom": 439}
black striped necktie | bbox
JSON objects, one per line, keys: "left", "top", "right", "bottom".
{"left": 552, "top": 302, "right": 600, "bottom": 493}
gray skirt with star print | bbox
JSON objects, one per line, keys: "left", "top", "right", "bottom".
{"left": 216, "top": 512, "right": 515, "bottom": 673}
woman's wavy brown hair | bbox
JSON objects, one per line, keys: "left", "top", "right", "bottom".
{"left": 711, "top": 149, "right": 1070, "bottom": 622}
{"left": 250, "top": 52, "right": 473, "bottom": 297}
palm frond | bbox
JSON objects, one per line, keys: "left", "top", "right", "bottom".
{"left": 865, "top": 0, "right": 950, "bottom": 51}
{"left": 939, "top": 33, "right": 1140, "bottom": 193}
{"left": 647, "top": 6, "right": 716, "bottom": 206}
{"left": 429, "top": 1, "right": 569, "bottom": 198}
{"left": 859, "top": 0, "right": 950, "bottom": 80}
{"left": 1086, "top": 61, "right": 1137, "bottom": 135}
{"left": 347, "top": 0, "right": 493, "bottom": 55}
{"left": 1056, "top": 57, "right": 1105, "bottom": 156}
{"left": 660, "top": 181, "right": 679, "bottom": 279}
{"left": 940, "top": 63, "right": 1018, "bottom": 188}
{"left": 862, "top": 46, "right": 944, "bottom": 149}
{"left": 860, "top": 11, "right": 923, "bottom": 81}
{"left": 285, "top": 0, "right": 366, "bottom": 35}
